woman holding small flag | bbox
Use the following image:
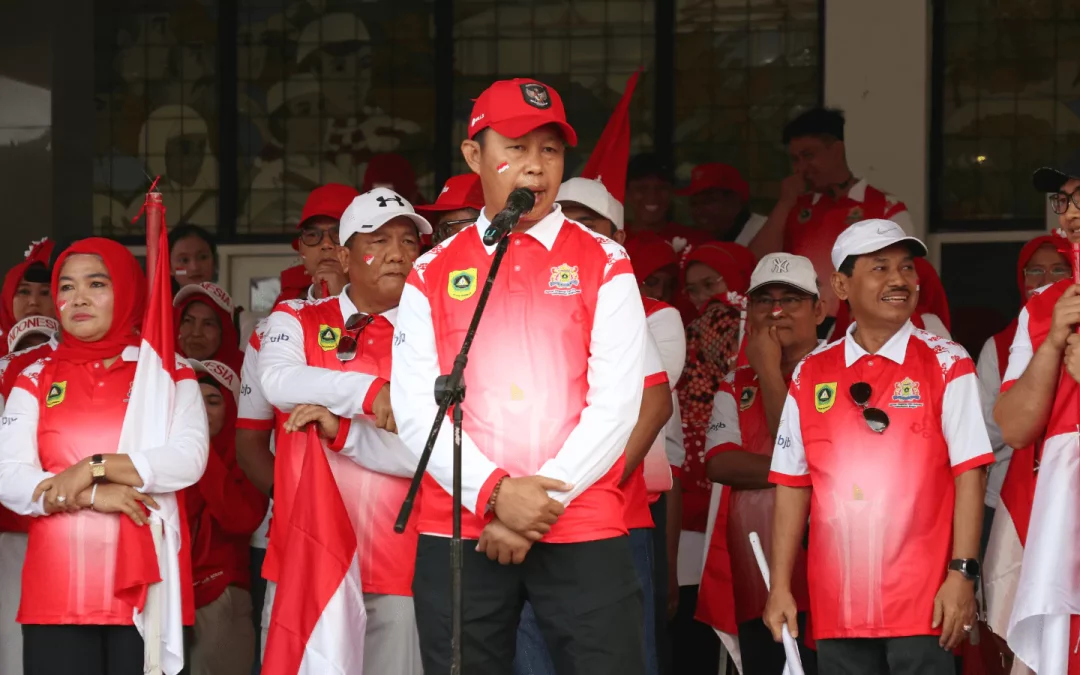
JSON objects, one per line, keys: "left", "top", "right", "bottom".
{"left": 0, "top": 238, "right": 209, "bottom": 675}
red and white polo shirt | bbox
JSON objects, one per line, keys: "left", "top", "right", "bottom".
{"left": 258, "top": 290, "right": 418, "bottom": 597}
{"left": 237, "top": 320, "right": 274, "bottom": 551}
{"left": 698, "top": 364, "right": 812, "bottom": 633}
{"left": 784, "top": 180, "right": 911, "bottom": 317}
{"left": 0, "top": 348, "right": 206, "bottom": 625}
{"left": 392, "top": 204, "right": 648, "bottom": 542}
{"left": 623, "top": 335, "right": 669, "bottom": 530}
{"left": 769, "top": 321, "right": 993, "bottom": 639}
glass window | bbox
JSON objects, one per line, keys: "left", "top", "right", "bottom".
{"left": 451, "top": 0, "right": 656, "bottom": 179}
{"left": 93, "top": 1, "right": 221, "bottom": 236}
{"left": 235, "top": 0, "right": 436, "bottom": 234}
{"left": 933, "top": 0, "right": 1080, "bottom": 230}
{"left": 673, "top": 0, "right": 821, "bottom": 216}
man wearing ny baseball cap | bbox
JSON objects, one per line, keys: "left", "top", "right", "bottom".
{"left": 259, "top": 187, "right": 430, "bottom": 674}
{"left": 393, "top": 78, "right": 650, "bottom": 675}
{"left": 677, "top": 163, "right": 767, "bottom": 247}
{"left": 696, "top": 253, "right": 822, "bottom": 674}
{"left": 416, "top": 173, "right": 485, "bottom": 245}
{"left": 765, "top": 219, "right": 992, "bottom": 674}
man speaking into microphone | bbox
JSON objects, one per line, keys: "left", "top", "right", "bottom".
{"left": 391, "top": 78, "right": 649, "bottom": 675}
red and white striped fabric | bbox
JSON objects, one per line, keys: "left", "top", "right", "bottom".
{"left": 263, "top": 427, "right": 366, "bottom": 675}
{"left": 117, "top": 212, "right": 190, "bottom": 674}
{"left": 991, "top": 280, "right": 1080, "bottom": 674}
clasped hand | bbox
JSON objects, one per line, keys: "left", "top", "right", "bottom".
{"left": 477, "top": 476, "right": 572, "bottom": 565}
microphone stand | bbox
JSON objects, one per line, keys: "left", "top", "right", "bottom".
{"left": 395, "top": 225, "right": 515, "bottom": 675}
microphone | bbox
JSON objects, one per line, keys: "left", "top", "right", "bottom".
{"left": 483, "top": 188, "right": 536, "bottom": 246}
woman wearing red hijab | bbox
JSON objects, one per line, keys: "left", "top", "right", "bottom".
{"left": 0, "top": 238, "right": 208, "bottom": 675}
{"left": 680, "top": 242, "right": 757, "bottom": 312}
{"left": 185, "top": 359, "right": 267, "bottom": 675}
{"left": 0, "top": 239, "right": 57, "bottom": 358}
{"left": 173, "top": 282, "right": 244, "bottom": 372}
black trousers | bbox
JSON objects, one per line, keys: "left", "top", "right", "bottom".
{"left": 23, "top": 624, "right": 145, "bottom": 675}
{"left": 649, "top": 494, "right": 672, "bottom": 675}
{"left": 668, "top": 585, "right": 720, "bottom": 675}
{"left": 413, "top": 534, "right": 645, "bottom": 675}
{"left": 816, "top": 635, "right": 955, "bottom": 675}
{"left": 738, "top": 613, "right": 818, "bottom": 675}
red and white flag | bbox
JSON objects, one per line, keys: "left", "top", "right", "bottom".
{"left": 263, "top": 427, "right": 366, "bottom": 675}
{"left": 115, "top": 192, "right": 192, "bottom": 674}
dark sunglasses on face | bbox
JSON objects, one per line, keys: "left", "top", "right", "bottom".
{"left": 336, "top": 313, "right": 376, "bottom": 362}
{"left": 299, "top": 226, "right": 341, "bottom": 247}
{"left": 849, "top": 381, "right": 890, "bottom": 433}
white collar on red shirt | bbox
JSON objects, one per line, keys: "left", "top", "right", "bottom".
{"left": 811, "top": 178, "right": 868, "bottom": 206}
{"left": 477, "top": 202, "right": 566, "bottom": 255}
{"left": 843, "top": 319, "right": 914, "bottom": 367}
{"left": 337, "top": 285, "right": 398, "bottom": 327}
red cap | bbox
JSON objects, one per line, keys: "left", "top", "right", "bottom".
{"left": 676, "top": 163, "right": 750, "bottom": 202}
{"left": 300, "top": 183, "right": 360, "bottom": 228}
{"left": 416, "top": 174, "right": 485, "bottom": 215}
{"left": 468, "top": 79, "right": 577, "bottom": 146}
{"left": 362, "top": 153, "right": 419, "bottom": 198}
{"left": 624, "top": 238, "right": 678, "bottom": 285}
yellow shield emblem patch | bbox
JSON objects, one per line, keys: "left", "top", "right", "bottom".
{"left": 448, "top": 268, "right": 478, "bottom": 301}
{"left": 318, "top": 325, "right": 341, "bottom": 351}
{"left": 814, "top": 382, "right": 836, "bottom": 414}
{"left": 46, "top": 381, "right": 67, "bottom": 408}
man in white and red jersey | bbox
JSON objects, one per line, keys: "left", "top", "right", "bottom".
{"left": 993, "top": 161, "right": 1080, "bottom": 673}
{"left": 234, "top": 318, "right": 276, "bottom": 664}
{"left": 258, "top": 187, "right": 429, "bottom": 674}
{"left": 697, "top": 253, "right": 823, "bottom": 674}
{"left": 749, "top": 108, "right": 913, "bottom": 325}
{"left": 392, "top": 78, "right": 648, "bottom": 675}
{"left": 765, "top": 219, "right": 992, "bottom": 674}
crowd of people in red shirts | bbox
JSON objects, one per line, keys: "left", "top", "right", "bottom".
{"left": 0, "top": 75, "right": 1076, "bottom": 675}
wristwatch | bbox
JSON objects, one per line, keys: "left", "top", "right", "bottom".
{"left": 948, "top": 558, "right": 981, "bottom": 581}
{"left": 89, "top": 454, "right": 106, "bottom": 484}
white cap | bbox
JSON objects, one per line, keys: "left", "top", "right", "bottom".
{"left": 747, "top": 253, "right": 818, "bottom": 296}
{"left": 556, "top": 178, "right": 624, "bottom": 230}
{"left": 173, "top": 282, "right": 236, "bottom": 316}
{"left": 339, "top": 188, "right": 433, "bottom": 243}
{"left": 7, "top": 315, "right": 58, "bottom": 353}
{"left": 830, "top": 218, "right": 928, "bottom": 271}
{"left": 188, "top": 359, "right": 241, "bottom": 401}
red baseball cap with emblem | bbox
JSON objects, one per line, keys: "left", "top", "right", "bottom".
{"left": 416, "top": 174, "right": 485, "bottom": 216}
{"left": 468, "top": 78, "right": 578, "bottom": 146}
{"left": 676, "top": 163, "right": 750, "bottom": 202}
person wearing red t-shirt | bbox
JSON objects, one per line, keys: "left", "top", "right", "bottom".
{"left": 625, "top": 153, "right": 712, "bottom": 249}
{"left": 393, "top": 78, "right": 649, "bottom": 675}
{"left": 750, "top": 108, "right": 913, "bottom": 325}
{"left": 0, "top": 238, "right": 209, "bottom": 675}
{"left": 259, "top": 187, "right": 429, "bottom": 674}
{"left": 185, "top": 359, "right": 267, "bottom": 675}
{"left": 993, "top": 162, "right": 1080, "bottom": 672}
{"left": 765, "top": 220, "right": 992, "bottom": 674}
{"left": 417, "top": 173, "right": 485, "bottom": 246}
{"left": 697, "top": 253, "right": 823, "bottom": 674}
{"left": 677, "top": 163, "right": 767, "bottom": 247}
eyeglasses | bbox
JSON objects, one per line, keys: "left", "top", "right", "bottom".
{"left": 750, "top": 295, "right": 812, "bottom": 312}
{"left": 336, "top": 313, "right": 376, "bottom": 362}
{"left": 849, "top": 382, "right": 889, "bottom": 433}
{"left": 1023, "top": 265, "right": 1071, "bottom": 282}
{"left": 299, "top": 226, "right": 341, "bottom": 247}
{"left": 1049, "top": 189, "right": 1080, "bottom": 215}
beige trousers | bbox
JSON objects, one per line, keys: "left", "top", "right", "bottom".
{"left": 191, "top": 585, "right": 255, "bottom": 675}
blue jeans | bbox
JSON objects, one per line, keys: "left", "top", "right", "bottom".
{"left": 513, "top": 528, "right": 658, "bottom": 675}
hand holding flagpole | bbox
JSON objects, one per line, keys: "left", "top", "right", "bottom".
{"left": 750, "top": 532, "right": 805, "bottom": 675}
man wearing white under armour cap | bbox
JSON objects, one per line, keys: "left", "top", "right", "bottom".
{"left": 765, "top": 219, "right": 992, "bottom": 674}
{"left": 258, "top": 187, "right": 429, "bottom": 674}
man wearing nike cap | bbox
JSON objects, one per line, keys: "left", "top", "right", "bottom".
{"left": 393, "top": 78, "right": 649, "bottom": 674}
{"left": 417, "top": 173, "right": 485, "bottom": 245}
{"left": 764, "top": 219, "right": 992, "bottom": 674}
{"left": 259, "top": 187, "right": 430, "bottom": 674}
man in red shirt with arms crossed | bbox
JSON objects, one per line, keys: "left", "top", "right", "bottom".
{"left": 765, "top": 219, "right": 992, "bottom": 674}
{"left": 392, "top": 78, "right": 648, "bottom": 675}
